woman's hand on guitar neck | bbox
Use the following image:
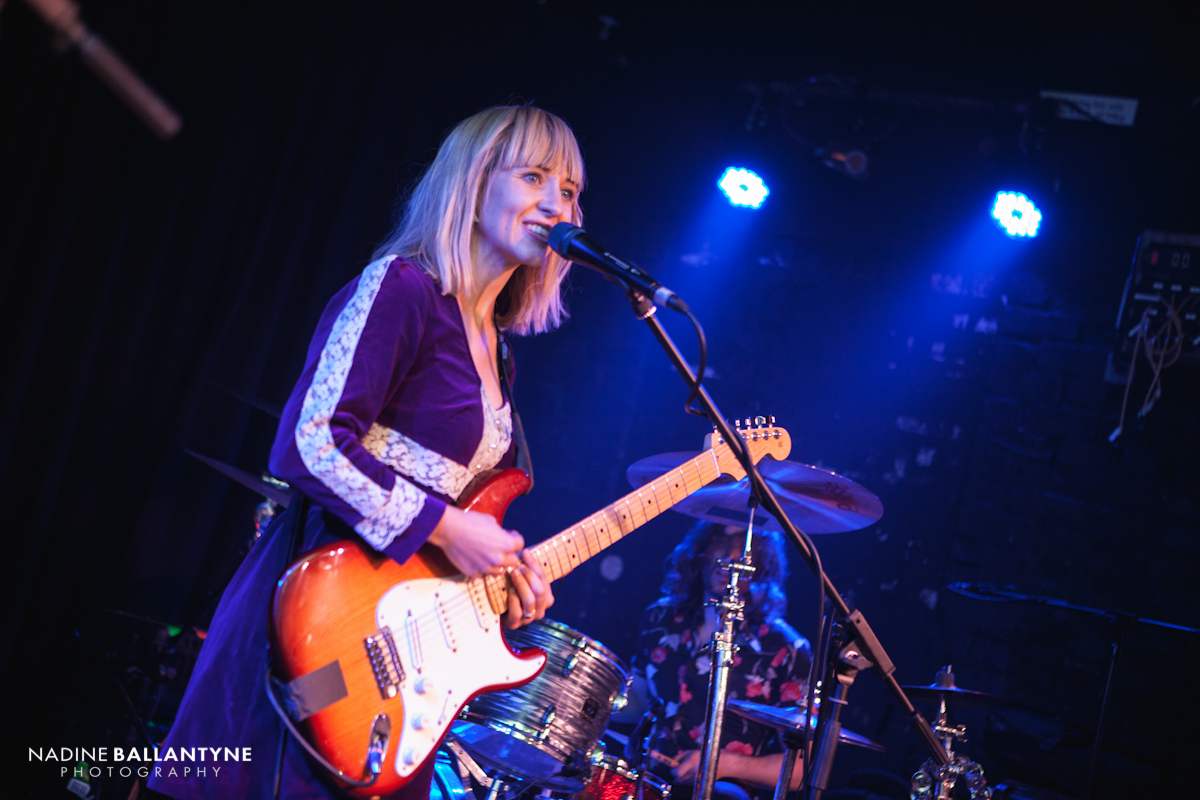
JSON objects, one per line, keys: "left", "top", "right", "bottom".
{"left": 427, "top": 506, "right": 554, "bottom": 627}
{"left": 503, "top": 550, "right": 554, "bottom": 630}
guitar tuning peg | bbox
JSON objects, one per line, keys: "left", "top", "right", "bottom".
{"left": 734, "top": 418, "right": 742, "bottom": 429}
{"left": 754, "top": 415, "right": 766, "bottom": 427}
{"left": 769, "top": 415, "right": 776, "bottom": 425}
{"left": 743, "top": 417, "right": 751, "bottom": 429}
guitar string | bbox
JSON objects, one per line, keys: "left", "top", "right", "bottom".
{"left": 399, "top": 443, "right": 741, "bottom": 642}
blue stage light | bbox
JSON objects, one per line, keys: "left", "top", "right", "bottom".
{"left": 991, "top": 191, "right": 1042, "bottom": 237}
{"left": 718, "top": 167, "right": 769, "bottom": 208}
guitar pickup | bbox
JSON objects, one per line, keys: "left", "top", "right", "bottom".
{"left": 434, "top": 593, "right": 458, "bottom": 652}
{"left": 364, "top": 627, "right": 404, "bottom": 700}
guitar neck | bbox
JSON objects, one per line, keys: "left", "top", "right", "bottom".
{"left": 528, "top": 449, "right": 725, "bottom": 583}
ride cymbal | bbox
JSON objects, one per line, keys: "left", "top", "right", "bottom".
{"left": 627, "top": 454, "right": 883, "bottom": 534}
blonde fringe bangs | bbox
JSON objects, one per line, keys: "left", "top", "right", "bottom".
{"left": 373, "top": 106, "right": 585, "bottom": 336}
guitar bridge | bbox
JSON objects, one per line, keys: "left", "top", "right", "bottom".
{"left": 364, "top": 627, "right": 404, "bottom": 699}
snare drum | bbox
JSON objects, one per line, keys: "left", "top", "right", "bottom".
{"left": 575, "top": 755, "right": 671, "bottom": 800}
{"left": 452, "top": 618, "right": 631, "bottom": 790}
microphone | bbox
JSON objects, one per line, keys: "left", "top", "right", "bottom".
{"left": 548, "top": 223, "right": 687, "bottom": 312}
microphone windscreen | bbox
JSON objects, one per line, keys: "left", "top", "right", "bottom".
{"left": 548, "top": 222, "right": 581, "bottom": 256}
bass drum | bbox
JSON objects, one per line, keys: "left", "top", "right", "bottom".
{"left": 575, "top": 755, "right": 672, "bottom": 800}
{"left": 452, "top": 618, "right": 630, "bottom": 791}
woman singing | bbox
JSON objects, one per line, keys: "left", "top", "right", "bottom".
{"left": 151, "top": 105, "right": 582, "bottom": 800}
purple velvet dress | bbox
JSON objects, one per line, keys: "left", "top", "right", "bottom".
{"left": 150, "top": 258, "right": 516, "bottom": 800}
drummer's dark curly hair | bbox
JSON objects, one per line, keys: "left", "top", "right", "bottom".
{"left": 658, "top": 521, "right": 788, "bottom": 626}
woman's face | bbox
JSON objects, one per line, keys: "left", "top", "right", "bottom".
{"left": 476, "top": 165, "right": 577, "bottom": 272}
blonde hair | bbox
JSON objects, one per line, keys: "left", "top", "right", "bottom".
{"left": 373, "top": 106, "right": 585, "bottom": 335}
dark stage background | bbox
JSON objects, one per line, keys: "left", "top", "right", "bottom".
{"left": 2, "top": 1, "right": 1198, "bottom": 797}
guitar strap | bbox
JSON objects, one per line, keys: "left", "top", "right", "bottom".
{"left": 497, "top": 329, "right": 534, "bottom": 493}
{"left": 282, "top": 490, "right": 310, "bottom": 564}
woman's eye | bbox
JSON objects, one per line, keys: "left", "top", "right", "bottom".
{"left": 524, "top": 172, "right": 541, "bottom": 184}
{"left": 562, "top": 189, "right": 575, "bottom": 201}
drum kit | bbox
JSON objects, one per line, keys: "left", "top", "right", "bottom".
{"left": 424, "top": 449, "right": 936, "bottom": 800}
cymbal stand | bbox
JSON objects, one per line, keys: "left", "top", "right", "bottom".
{"left": 909, "top": 686, "right": 988, "bottom": 800}
{"left": 694, "top": 501, "right": 759, "bottom": 800}
{"left": 771, "top": 726, "right": 807, "bottom": 800}
{"left": 804, "top": 624, "right": 874, "bottom": 800}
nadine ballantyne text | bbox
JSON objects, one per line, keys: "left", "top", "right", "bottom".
{"left": 31, "top": 746, "right": 251, "bottom": 763}
{"left": 31, "top": 747, "right": 249, "bottom": 779}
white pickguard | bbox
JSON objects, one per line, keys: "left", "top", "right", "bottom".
{"left": 376, "top": 576, "right": 545, "bottom": 777}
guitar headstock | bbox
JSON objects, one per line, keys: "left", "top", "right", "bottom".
{"left": 706, "top": 416, "right": 792, "bottom": 479}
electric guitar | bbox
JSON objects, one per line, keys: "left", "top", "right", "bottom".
{"left": 269, "top": 422, "right": 791, "bottom": 797}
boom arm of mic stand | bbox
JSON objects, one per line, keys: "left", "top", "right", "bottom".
{"left": 627, "top": 290, "right": 951, "bottom": 767}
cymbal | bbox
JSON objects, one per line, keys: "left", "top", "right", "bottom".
{"left": 626, "top": 454, "right": 883, "bottom": 534}
{"left": 900, "top": 684, "right": 999, "bottom": 706}
{"left": 726, "top": 699, "right": 885, "bottom": 752}
{"left": 901, "top": 666, "right": 999, "bottom": 707}
{"left": 185, "top": 450, "right": 292, "bottom": 507}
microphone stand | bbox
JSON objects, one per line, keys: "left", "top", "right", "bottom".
{"left": 621, "top": 289, "right": 950, "bottom": 800}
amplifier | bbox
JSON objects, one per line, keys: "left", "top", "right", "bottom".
{"left": 1114, "top": 230, "right": 1200, "bottom": 367}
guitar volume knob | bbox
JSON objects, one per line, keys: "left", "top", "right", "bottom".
{"left": 414, "top": 677, "right": 435, "bottom": 695}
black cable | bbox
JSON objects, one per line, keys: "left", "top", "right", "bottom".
{"left": 799, "top": 593, "right": 832, "bottom": 789}
{"left": 264, "top": 669, "right": 381, "bottom": 789}
{"left": 681, "top": 306, "right": 709, "bottom": 419}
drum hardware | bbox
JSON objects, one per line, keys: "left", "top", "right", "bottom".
{"left": 948, "top": 583, "right": 1200, "bottom": 800}
{"left": 692, "top": 494, "right": 761, "bottom": 800}
{"left": 431, "top": 748, "right": 472, "bottom": 800}
{"left": 453, "top": 618, "right": 631, "bottom": 792}
{"left": 621, "top": 696, "right": 669, "bottom": 800}
{"left": 602, "top": 730, "right": 680, "bottom": 769}
{"left": 443, "top": 737, "right": 495, "bottom": 791}
{"left": 908, "top": 666, "right": 992, "bottom": 800}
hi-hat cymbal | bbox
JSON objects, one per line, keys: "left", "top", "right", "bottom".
{"left": 726, "top": 699, "right": 885, "bottom": 752}
{"left": 627, "top": 453, "right": 883, "bottom": 534}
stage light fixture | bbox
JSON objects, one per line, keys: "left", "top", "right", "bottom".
{"left": 991, "top": 191, "right": 1042, "bottom": 238}
{"left": 718, "top": 167, "right": 769, "bottom": 208}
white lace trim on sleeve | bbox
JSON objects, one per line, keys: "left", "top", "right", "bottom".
{"left": 361, "top": 386, "right": 513, "bottom": 502}
{"left": 294, "top": 256, "right": 424, "bottom": 550}
{"left": 354, "top": 478, "right": 427, "bottom": 549}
